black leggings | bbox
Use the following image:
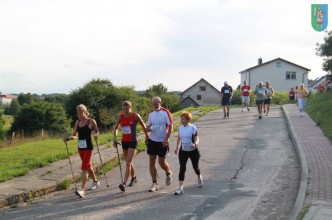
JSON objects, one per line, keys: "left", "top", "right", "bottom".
{"left": 178, "top": 149, "right": 201, "bottom": 181}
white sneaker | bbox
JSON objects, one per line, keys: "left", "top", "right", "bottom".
{"left": 166, "top": 171, "right": 172, "bottom": 186}
{"left": 198, "top": 175, "right": 204, "bottom": 187}
{"left": 89, "top": 180, "right": 100, "bottom": 190}
{"left": 174, "top": 187, "right": 184, "bottom": 195}
{"left": 241, "top": 109, "right": 244, "bottom": 113}
{"left": 75, "top": 188, "right": 85, "bottom": 198}
{"left": 148, "top": 182, "right": 159, "bottom": 192}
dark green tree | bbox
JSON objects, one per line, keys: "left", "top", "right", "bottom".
{"left": 145, "top": 83, "right": 168, "bottom": 98}
{"left": 160, "top": 92, "right": 181, "bottom": 113}
{"left": 44, "top": 94, "right": 68, "bottom": 105}
{"left": 4, "top": 99, "right": 20, "bottom": 115}
{"left": 10, "top": 100, "right": 70, "bottom": 136}
{"left": 0, "top": 111, "right": 5, "bottom": 140}
{"left": 316, "top": 30, "right": 332, "bottom": 80}
{"left": 17, "top": 93, "right": 38, "bottom": 105}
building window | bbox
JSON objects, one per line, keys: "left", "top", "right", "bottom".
{"left": 286, "top": 72, "right": 296, "bottom": 80}
{"left": 199, "top": 86, "right": 206, "bottom": 91}
{"left": 276, "top": 62, "right": 281, "bottom": 68}
{"left": 197, "top": 95, "right": 201, "bottom": 100}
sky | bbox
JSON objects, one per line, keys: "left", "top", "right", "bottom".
{"left": 0, "top": 0, "right": 331, "bottom": 95}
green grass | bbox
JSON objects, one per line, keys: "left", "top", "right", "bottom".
{"left": 3, "top": 115, "right": 13, "bottom": 131}
{"left": 0, "top": 106, "right": 219, "bottom": 182}
{"left": 306, "top": 91, "right": 332, "bottom": 143}
{"left": 297, "top": 205, "right": 310, "bottom": 220}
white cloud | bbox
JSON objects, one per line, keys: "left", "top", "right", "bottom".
{"left": 0, "top": 0, "right": 330, "bottom": 94}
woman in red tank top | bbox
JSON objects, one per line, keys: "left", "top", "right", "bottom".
{"left": 113, "top": 101, "right": 149, "bottom": 192}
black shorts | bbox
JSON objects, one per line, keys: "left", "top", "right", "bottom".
{"left": 121, "top": 140, "right": 138, "bottom": 150}
{"left": 256, "top": 100, "right": 264, "bottom": 105}
{"left": 264, "top": 99, "right": 271, "bottom": 105}
{"left": 221, "top": 97, "right": 231, "bottom": 106}
{"left": 290, "top": 96, "right": 295, "bottom": 100}
{"left": 147, "top": 139, "right": 168, "bottom": 158}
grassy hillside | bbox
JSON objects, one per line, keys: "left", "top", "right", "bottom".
{"left": 306, "top": 91, "right": 332, "bottom": 143}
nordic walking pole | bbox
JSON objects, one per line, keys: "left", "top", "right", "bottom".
{"left": 114, "top": 141, "right": 124, "bottom": 183}
{"left": 64, "top": 140, "right": 77, "bottom": 190}
{"left": 94, "top": 139, "right": 110, "bottom": 187}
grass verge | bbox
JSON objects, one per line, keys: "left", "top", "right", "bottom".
{"left": 306, "top": 91, "right": 332, "bottom": 143}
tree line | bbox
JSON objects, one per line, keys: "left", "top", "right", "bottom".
{"left": 1, "top": 79, "right": 180, "bottom": 139}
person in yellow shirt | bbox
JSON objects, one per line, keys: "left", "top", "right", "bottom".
{"left": 297, "top": 84, "right": 309, "bottom": 117}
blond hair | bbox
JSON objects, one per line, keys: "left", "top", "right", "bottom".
{"left": 76, "top": 104, "right": 89, "bottom": 116}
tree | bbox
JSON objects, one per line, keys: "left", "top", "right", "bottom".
{"left": 10, "top": 100, "right": 70, "bottom": 136}
{"left": 145, "top": 83, "right": 168, "bottom": 98}
{"left": 0, "top": 111, "right": 5, "bottom": 140}
{"left": 44, "top": 94, "right": 68, "bottom": 105}
{"left": 316, "top": 30, "right": 332, "bottom": 80}
{"left": 160, "top": 93, "right": 181, "bottom": 113}
{"left": 17, "top": 93, "right": 38, "bottom": 105}
{"left": 4, "top": 99, "right": 20, "bottom": 115}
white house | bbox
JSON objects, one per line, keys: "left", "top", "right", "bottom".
{"left": 181, "top": 78, "right": 220, "bottom": 107}
{"left": 0, "top": 94, "right": 17, "bottom": 106}
{"left": 239, "top": 58, "right": 311, "bottom": 91}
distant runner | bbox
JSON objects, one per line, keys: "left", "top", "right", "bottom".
{"left": 263, "top": 81, "right": 274, "bottom": 116}
{"left": 254, "top": 82, "right": 266, "bottom": 119}
{"left": 297, "top": 84, "right": 309, "bottom": 117}
{"left": 241, "top": 80, "right": 251, "bottom": 112}
{"left": 221, "top": 81, "right": 233, "bottom": 118}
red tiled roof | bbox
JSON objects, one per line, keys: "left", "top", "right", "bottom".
{"left": 0, "top": 94, "right": 17, "bottom": 99}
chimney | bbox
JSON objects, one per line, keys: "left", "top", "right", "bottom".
{"left": 258, "top": 57, "right": 262, "bottom": 65}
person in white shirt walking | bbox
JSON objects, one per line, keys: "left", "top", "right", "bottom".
{"left": 146, "top": 97, "right": 173, "bottom": 192}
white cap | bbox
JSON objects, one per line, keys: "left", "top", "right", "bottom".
{"left": 224, "top": 81, "right": 228, "bottom": 84}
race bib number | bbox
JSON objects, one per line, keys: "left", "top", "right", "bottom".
{"left": 224, "top": 90, "right": 230, "bottom": 94}
{"left": 182, "top": 143, "right": 192, "bottom": 151}
{"left": 243, "top": 89, "right": 248, "bottom": 92}
{"left": 258, "top": 89, "right": 264, "bottom": 94}
{"left": 121, "top": 126, "right": 131, "bottom": 134}
{"left": 153, "top": 124, "right": 163, "bottom": 131}
{"left": 78, "top": 139, "right": 87, "bottom": 149}
{"left": 290, "top": 94, "right": 294, "bottom": 96}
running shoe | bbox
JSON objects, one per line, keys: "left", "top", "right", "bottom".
{"left": 227, "top": 112, "right": 229, "bottom": 118}
{"left": 259, "top": 116, "right": 262, "bottom": 119}
{"left": 119, "top": 183, "right": 126, "bottom": 192}
{"left": 75, "top": 188, "right": 85, "bottom": 198}
{"left": 198, "top": 175, "right": 204, "bottom": 187}
{"left": 223, "top": 114, "right": 226, "bottom": 119}
{"left": 247, "top": 107, "right": 250, "bottom": 111}
{"left": 89, "top": 180, "right": 100, "bottom": 190}
{"left": 166, "top": 171, "right": 172, "bottom": 186}
{"left": 148, "top": 182, "right": 159, "bottom": 192}
{"left": 128, "top": 176, "right": 137, "bottom": 186}
{"left": 174, "top": 187, "right": 184, "bottom": 195}
{"left": 241, "top": 109, "right": 244, "bottom": 113}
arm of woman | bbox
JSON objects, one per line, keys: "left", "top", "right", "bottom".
{"left": 64, "top": 120, "right": 79, "bottom": 142}
{"left": 90, "top": 119, "right": 99, "bottom": 140}
{"left": 175, "top": 133, "right": 181, "bottom": 154}
{"left": 136, "top": 113, "right": 149, "bottom": 139}
{"left": 113, "top": 114, "right": 121, "bottom": 147}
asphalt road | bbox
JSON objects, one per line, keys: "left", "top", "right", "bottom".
{"left": 0, "top": 107, "right": 300, "bottom": 220}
